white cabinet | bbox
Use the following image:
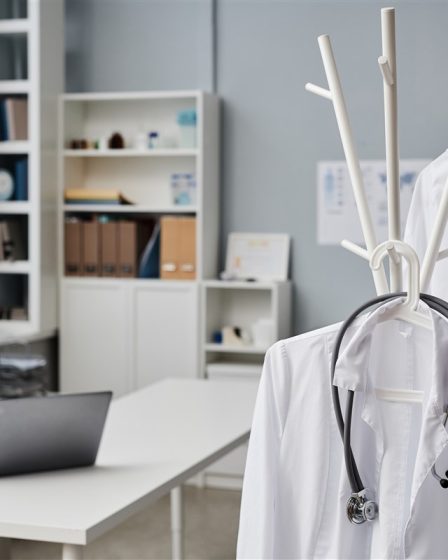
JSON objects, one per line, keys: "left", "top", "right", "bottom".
{"left": 60, "top": 279, "right": 199, "bottom": 396}
{"left": 134, "top": 282, "right": 198, "bottom": 388}
{"left": 60, "top": 280, "right": 130, "bottom": 397}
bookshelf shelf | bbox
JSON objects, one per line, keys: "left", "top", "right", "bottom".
{"left": 204, "top": 343, "right": 268, "bottom": 355}
{"left": 203, "top": 279, "right": 283, "bottom": 290}
{"left": 63, "top": 148, "right": 198, "bottom": 158}
{"left": 0, "top": 141, "right": 29, "bottom": 154}
{"left": 0, "top": 202, "right": 30, "bottom": 214}
{"left": 63, "top": 204, "right": 197, "bottom": 214}
{"left": 0, "top": 260, "right": 30, "bottom": 274}
{"left": 0, "top": 19, "right": 29, "bottom": 34}
{"left": 0, "top": 80, "right": 29, "bottom": 94}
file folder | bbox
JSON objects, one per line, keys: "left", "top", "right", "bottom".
{"left": 100, "top": 222, "right": 118, "bottom": 277}
{"left": 65, "top": 221, "right": 83, "bottom": 276}
{"left": 179, "top": 217, "right": 196, "bottom": 280}
{"left": 118, "top": 221, "right": 137, "bottom": 278}
{"left": 160, "top": 216, "right": 196, "bottom": 280}
{"left": 160, "top": 217, "right": 180, "bottom": 280}
{"left": 82, "top": 222, "right": 100, "bottom": 277}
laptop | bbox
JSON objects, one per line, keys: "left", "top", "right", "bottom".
{"left": 0, "top": 391, "right": 112, "bottom": 476}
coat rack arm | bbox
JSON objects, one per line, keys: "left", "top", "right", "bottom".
{"left": 341, "top": 240, "right": 370, "bottom": 260}
{"left": 437, "top": 248, "right": 448, "bottom": 262}
{"left": 305, "top": 82, "right": 332, "bottom": 100}
{"left": 380, "top": 7, "right": 401, "bottom": 292}
{"left": 316, "top": 33, "right": 388, "bottom": 295}
{"left": 420, "top": 177, "right": 448, "bottom": 291}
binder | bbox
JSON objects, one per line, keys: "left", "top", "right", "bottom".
{"left": 160, "top": 217, "right": 180, "bottom": 280}
{"left": 14, "top": 158, "right": 28, "bottom": 201}
{"left": 100, "top": 222, "right": 118, "bottom": 277}
{"left": 65, "top": 221, "right": 83, "bottom": 276}
{"left": 0, "top": 101, "right": 7, "bottom": 141}
{"left": 160, "top": 216, "right": 197, "bottom": 280}
{"left": 138, "top": 222, "right": 161, "bottom": 279}
{"left": 179, "top": 217, "right": 196, "bottom": 280}
{"left": 82, "top": 222, "right": 100, "bottom": 277}
{"left": 118, "top": 221, "right": 137, "bottom": 278}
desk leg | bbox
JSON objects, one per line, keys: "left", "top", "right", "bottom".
{"left": 0, "top": 538, "right": 10, "bottom": 560}
{"left": 170, "top": 486, "right": 184, "bottom": 560}
{"left": 62, "top": 543, "right": 83, "bottom": 560}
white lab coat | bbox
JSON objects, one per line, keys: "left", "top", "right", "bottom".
{"left": 237, "top": 298, "right": 448, "bottom": 559}
{"left": 404, "top": 149, "right": 448, "bottom": 299}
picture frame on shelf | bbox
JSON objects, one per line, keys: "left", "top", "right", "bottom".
{"left": 224, "top": 232, "right": 290, "bottom": 281}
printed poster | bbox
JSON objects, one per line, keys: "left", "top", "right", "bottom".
{"left": 317, "top": 160, "right": 429, "bottom": 245}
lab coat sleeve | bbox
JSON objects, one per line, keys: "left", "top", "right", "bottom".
{"left": 236, "top": 342, "right": 290, "bottom": 559}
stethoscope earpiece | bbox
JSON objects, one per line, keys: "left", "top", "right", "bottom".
{"left": 439, "top": 478, "right": 448, "bottom": 489}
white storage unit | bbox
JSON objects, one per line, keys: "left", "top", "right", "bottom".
{"left": 202, "top": 280, "right": 291, "bottom": 488}
{"left": 59, "top": 91, "right": 219, "bottom": 397}
{"left": 0, "top": 0, "right": 63, "bottom": 340}
{"left": 60, "top": 278, "right": 199, "bottom": 395}
{"left": 202, "top": 280, "right": 291, "bottom": 365}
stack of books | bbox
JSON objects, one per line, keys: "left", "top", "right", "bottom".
{"left": 0, "top": 98, "right": 28, "bottom": 141}
{"left": 64, "top": 188, "right": 133, "bottom": 206}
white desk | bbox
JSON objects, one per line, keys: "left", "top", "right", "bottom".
{"left": 0, "top": 378, "right": 258, "bottom": 560}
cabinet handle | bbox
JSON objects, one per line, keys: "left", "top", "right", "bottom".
{"left": 180, "top": 263, "right": 195, "bottom": 272}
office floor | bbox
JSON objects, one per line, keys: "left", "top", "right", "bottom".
{"left": 10, "top": 486, "right": 241, "bottom": 560}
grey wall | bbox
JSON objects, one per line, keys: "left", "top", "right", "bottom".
{"left": 66, "top": 0, "right": 448, "bottom": 332}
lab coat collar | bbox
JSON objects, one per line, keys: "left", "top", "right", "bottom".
{"left": 333, "top": 297, "right": 448, "bottom": 552}
{"left": 333, "top": 297, "right": 448, "bottom": 410}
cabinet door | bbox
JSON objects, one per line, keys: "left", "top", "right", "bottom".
{"left": 60, "top": 280, "right": 130, "bottom": 397}
{"left": 134, "top": 282, "right": 198, "bottom": 388}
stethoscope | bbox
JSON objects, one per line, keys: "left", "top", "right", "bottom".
{"left": 331, "top": 291, "right": 448, "bottom": 525}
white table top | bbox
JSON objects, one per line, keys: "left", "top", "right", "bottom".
{"left": 0, "top": 378, "right": 258, "bottom": 545}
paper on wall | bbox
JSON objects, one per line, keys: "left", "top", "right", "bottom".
{"left": 317, "top": 159, "right": 429, "bottom": 245}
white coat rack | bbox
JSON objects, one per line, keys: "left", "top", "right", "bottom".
{"left": 305, "top": 7, "right": 448, "bottom": 403}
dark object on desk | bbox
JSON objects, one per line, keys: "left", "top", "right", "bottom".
{"left": 0, "top": 353, "right": 47, "bottom": 399}
{"left": 108, "top": 132, "right": 125, "bottom": 149}
{"left": 0, "top": 391, "right": 112, "bottom": 476}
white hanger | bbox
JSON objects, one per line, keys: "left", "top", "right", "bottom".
{"left": 370, "top": 240, "right": 432, "bottom": 331}
{"left": 370, "top": 241, "right": 430, "bottom": 403}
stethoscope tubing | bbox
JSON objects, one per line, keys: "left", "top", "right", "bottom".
{"left": 331, "top": 292, "right": 448, "bottom": 495}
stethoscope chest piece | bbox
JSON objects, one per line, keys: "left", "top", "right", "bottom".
{"left": 347, "top": 492, "right": 378, "bottom": 525}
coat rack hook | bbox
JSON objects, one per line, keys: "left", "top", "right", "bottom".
{"left": 378, "top": 56, "right": 394, "bottom": 86}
